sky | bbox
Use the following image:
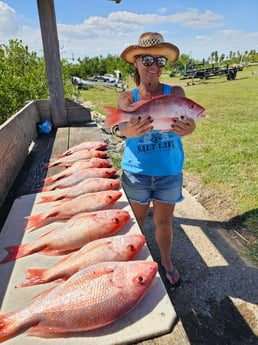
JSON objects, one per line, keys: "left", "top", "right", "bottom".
{"left": 0, "top": 0, "right": 257, "bottom": 62}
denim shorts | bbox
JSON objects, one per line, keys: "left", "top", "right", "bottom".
{"left": 122, "top": 170, "right": 184, "bottom": 205}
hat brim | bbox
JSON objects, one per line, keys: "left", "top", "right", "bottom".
{"left": 121, "top": 43, "right": 180, "bottom": 64}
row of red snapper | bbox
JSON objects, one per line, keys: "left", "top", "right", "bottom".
{"left": 0, "top": 141, "right": 158, "bottom": 342}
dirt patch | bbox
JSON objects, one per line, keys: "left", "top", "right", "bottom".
{"left": 183, "top": 172, "right": 257, "bottom": 247}
{"left": 183, "top": 172, "right": 239, "bottom": 221}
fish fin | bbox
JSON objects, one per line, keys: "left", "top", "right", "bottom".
{"left": 160, "top": 129, "right": 173, "bottom": 132}
{"left": 53, "top": 153, "right": 65, "bottom": 158}
{"left": 83, "top": 240, "right": 112, "bottom": 254}
{"left": 127, "top": 94, "right": 171, "bottom": 112}
{"left": 16, "top": 269, "right": 47, "bottom": 287}
{"left": 25, "top": 324, "right": 67, "bottom": 337}
{"left": 31, "top": 285, "right": 57, "bottom": 300}
{"left": 39, "top": 248, "right": 73, "bottom": 256}
{"left": 0, "top": 313, "right": 21, "bottom": 342}
{"left": 127, "top": 99, "right": 152, "bottom": 111}
{"left": 0, "top": 244, "right": 29, "bottom": 264}
{"left": 103, "top": 106, "right": 122, "bottom": 127}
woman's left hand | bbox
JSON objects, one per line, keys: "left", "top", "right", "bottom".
{"left": 171, "top": 116, "right": 196, "bottom": 136}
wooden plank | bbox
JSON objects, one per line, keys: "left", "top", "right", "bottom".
{"left": 8, "top": 130, "right": 57, "bottom": 196}
{"left": 37, "top": 0, "right": 67, "bottom": 126}
{"left": 68, "top": 123, "right": 104, "bottom": 147}
{"left": 65, "top": 99, "right": 91, "bottom": 123}
{"left": 45, "top": 127, "right": 69, "bottom": 178}
{"left": 36, "top": 99, "right": 51, "bottom": 121}
{"left": 0, "top": 101, "right": 40, "bottom": 207}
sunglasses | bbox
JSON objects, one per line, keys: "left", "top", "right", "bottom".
{"left": 141, "top": 55, "right": 168, "bottom": 68}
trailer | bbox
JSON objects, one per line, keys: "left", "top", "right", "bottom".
{"left": 180, "top": 64, "right": 243, "bottom": 81}
{"left": 71, "top": 76, "right": 128, "bottom": 91}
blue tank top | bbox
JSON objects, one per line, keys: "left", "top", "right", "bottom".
{"left": 121, "top": 84, "right": 184, "bottom": 176}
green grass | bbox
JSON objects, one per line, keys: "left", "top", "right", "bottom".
{"left": 78, "top": 66, "right": 258, "bottom": 263}
{"left": 181, "top": 72, "right": 258, "bottom": 213}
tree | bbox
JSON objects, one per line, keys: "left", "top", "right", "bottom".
{"left": 0, "top": 39, "right": 48, "bottom": 124}
{"left": 219, "top": 54, "right": 225, "bottom": 64}
{"left": 0, "top": 39, "right": 75, "bottom": 125}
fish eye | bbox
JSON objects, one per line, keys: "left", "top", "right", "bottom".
{"left": 190, "top": 103, "right": 195, "bottom": 109}
{"left": 137, "top": 276, "right": 145, "bottom": 284}
{"left": 128, "top": 244, "right": 136, "bottom": 251}
{"left": 113, "top": 217, "right": 120, "bottom": 224}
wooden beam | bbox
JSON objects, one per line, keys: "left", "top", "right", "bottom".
{"left": 37, "top": 0, "right": 67, "bottom": 126}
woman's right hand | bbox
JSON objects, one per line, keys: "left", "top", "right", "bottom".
{"left": 119, "top": 116, "right": 153, "bottom": 138}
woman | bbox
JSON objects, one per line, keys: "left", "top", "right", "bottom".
{"left": 118, "top": 32, "right": 195, "bottom": 287}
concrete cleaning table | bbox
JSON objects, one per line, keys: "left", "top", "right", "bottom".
{"left": 0, "top": 189, "right": 177, "bottom": 345}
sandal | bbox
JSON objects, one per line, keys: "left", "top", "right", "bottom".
{"left": 160, "top": 263, "right": 181, "bottom": 287}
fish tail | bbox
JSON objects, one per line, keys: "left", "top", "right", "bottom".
{"left": 17, "top": 269, "right": 47, "bottom": 287}
{"left": 103, "top": 106, "right": 122, "bottom": 127}
{"left": 45, "top": 162, "right": 56, "bottom": 168}
{"left": 40, "top": 184, "right": 56, "bottom": 192}
{"left": 24, "top": 213, "right": 48, "bottom": 231}
{"left": 43, "top": 176, "right": 57, "bottom": 184}
{"left": 54, "top": 150, "right": 72, "bottom": 158}
{"left": 46, "top": 159, "right": 61, "bottom": 168}
{"left": 37, "top": 195, "right": 63, "bottom": 204}
{"left": 0, "top": 244, "right": 29, "bottom": 264}
{"left": 41, "top": 163, "right": 49, "bottom": 170}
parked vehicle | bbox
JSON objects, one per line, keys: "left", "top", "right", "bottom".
{"left": 102, "top": 74, "right": 116, "bottom": 83}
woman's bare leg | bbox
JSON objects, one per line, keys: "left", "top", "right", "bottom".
{"left": 129, "top": 201, "right": 150, "bottom": 228}
{"left": 152, "top": 200, "right": 180, "bottom": 284}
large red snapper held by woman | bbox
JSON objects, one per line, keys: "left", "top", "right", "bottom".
{"left": 0, "top": 209, "right": 130, "bottom": 264}
{"left": 17, "top": 234, "right": 146, "bottom": 287}
{"left": 104, "top": 94, "right": 206, "bottom": 131}
{"left": 37, "top": 178, "right": 121, "bottom": 204}
{"left": 24, "top": 190, "right": 122, "bottom": 232}
{"left": 0, "top": 261, "right": 158, "bottom": 341}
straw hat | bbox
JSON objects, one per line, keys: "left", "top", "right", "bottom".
{"left": 121, "top": 32, "right": 180, "bottom": 64}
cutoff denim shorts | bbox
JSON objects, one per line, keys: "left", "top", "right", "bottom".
{"left": 122, "top": 170, "right": 184, "bottom": 205}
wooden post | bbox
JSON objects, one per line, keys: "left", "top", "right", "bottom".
{"left": 37, "top": 0, "right": 67, "bottom": 126}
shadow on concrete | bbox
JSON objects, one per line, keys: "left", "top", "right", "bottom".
{"left": 142, "top": 212, "right": 258, "bottom": 345}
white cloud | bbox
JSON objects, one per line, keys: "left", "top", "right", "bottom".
{"left": 1, "top": 4, "right": 256, "bottom": 60}
{"left": 54, "top": 9, "right": 224, "bottom": 58}
{"left": 106, "top": 10, "right": 223, "bottom": 28}
{"left": 0, "top": 1, "right": 19, "bottom": 36}
{"left": 158, "top": 8, "right": 168, "bottom": 14}
{"left": 54, "top": 8, "right": 224, "bottom": 56}
{"left": 191, "top": 30, "right": 258, "bottom": 58}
